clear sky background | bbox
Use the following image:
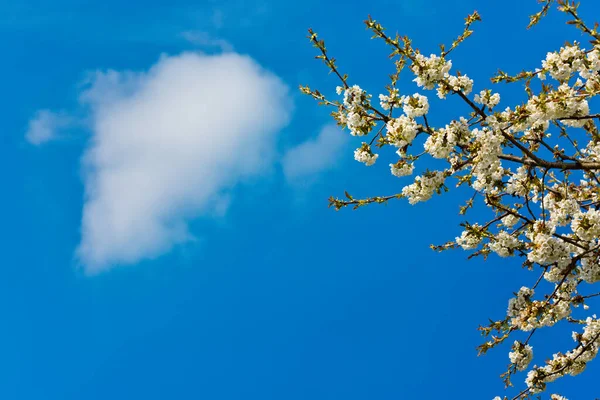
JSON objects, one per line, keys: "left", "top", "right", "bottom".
{"left": 2, "top": 0, "right": 600, "bottom": 399}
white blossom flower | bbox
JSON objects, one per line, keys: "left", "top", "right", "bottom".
{"left": 456, "top": 224, "right": 482, "bottom": 250}
{"left": 571, "top": 209, "right": 600, "bottom": 241}
{"left": 411, "top": 53, "right": 452, "bottom": 90}
{"left": 353, "top": 143, "right": 378, "bottom": 166}
{"left": 502, "top": 214, "right": 520, "bottom": 228}
{"left": 489, "top": 231, "right": 520, "bottom": 257}
{"left": 446, "top": 74, "right": 473, "bottom": 95}
{"left": 340, "top": 85, "right": 374, "bottom": 136}
{"left": 385, "top": 115, "right": 418, "bottom": 149}
{"left": 509, "top": 341, "right": 533, "bottom": 371}
{"left": 401, "top": 171, "right": 445, "bottom": 205}
{"left": 401, "top": 93, "right": 429, "bottom": 118}
{"left": 424, "top": 117, "right": 471, "bottom": 159}
{"left": 474, "top": 90, "right": 501, "bottom": 108}
{"left": 507, "top": 287, "right": 534, "bottom": 319}
{"left": 379, "top": 88, "right": 400, "bottom": 110}
{"left": 542, "top": 43, "right": 584, "bottom": 81}
{"left": 390, "top": 160, "right": 414, "bottom": 177}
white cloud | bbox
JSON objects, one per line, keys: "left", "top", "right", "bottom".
{"left": 25, "top": 109, "right": 72, "bottom": 145}
{"left": 76, "top": 52, "right": 291, "bottom": 273}
{"left": 181, "top": 31, "right": 233, "bottom": 52}
{"left": 282, "top": 124, "right": 347, "bottom": 182}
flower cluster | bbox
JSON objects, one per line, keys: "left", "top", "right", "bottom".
{"left": 445, "top": 74, "right": 474, "bottom": 96}
{"left": 456, "top": 224, "right": 483, "bottom": 250}
{"left": 505, "top": 166, "right": 530, "bottom": 197}
{"left": 390, "top": 160, "right": 414, "bottom": 177}
{"left": 385, "top": 115, "right": 418, "bottom": 149}
{"left": 424, "top": 117, "right": 471, "bottom": 159}
{"left": 580, "top": 251, "right": 600, "bottom": 283}
{"left": 540, "top": 43, "right": 585, "bottom": 81}
{"left": 401, "top": 171, "right": 446, "bottom": 205}
{"left": 550, "top": 395, "right": 568, "bottom": 400}
{"left": 353, "top": 142, "right": 378, "bottom": 166}
{"left": 474, "top": 89, "right": 501, "bottom": 109}
{"left": 338, "top": 85, "right": 375, "bottom": 136}
{"left": 470, "top": 128, "right": 504, "bottom": 194}
{"left": 379, "top": 88, "right": 400, "bottom": 110}
{"left": 401, "top": 93, "right": 429, "bottom": 118}
{"left": 509, "top": 341, "right": 533, "bottom": 371}
{"left": 411, "top": 53, "right": 452, "bottom": 90}
{"left": 526, "top": 82, "right": 590, "bottom": 128}
{"left": 507, "top": 282, "right": 574, "bottom": 331}
{"left": 542, "top": 192, "right": 580, "bottom": 227}
{"left": 507, "top": 287, "right": 534, "bottom": 320}
{"left": 502, "top": 214, "right": 520, "bottom": 228}
{"left": 571, "top": 209, "right": 600, "bottom": 241}
{"left": 524, "top": 223, "right": 573, "bottom": 277}
{"left": 489, "top": 231, "right": 520, "bottom": 257}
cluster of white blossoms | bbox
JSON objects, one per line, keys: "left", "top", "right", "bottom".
{"left": 544, "top": 261, "right": 577, "bottom": 284}
{"left": 401, "top": 93, "right": 429, "bottom": 118}
{"left": 583, "top": 139, "right": 600, "bottom": 161}
{"left": 424, "top": 117, "right": 471, "bottom": 159}
{"left": 489, "top": 231, "right": 520, "bottom": 257}
{"left": 305, "top": 6, "right": 600, "bottom": 397}
{"left": 526, "top": 82, "right": 590, "bottom": 128}
{"left": 505, "top": 166, "right": 530, "bottom": 197}
{"left": 379, "top": 88, "right": 400, "bottom": 110}
{"left": 444, "top": 74, "right": 474, "bottom": 97}
{"left": 507, "top": 284, "right": 573, "bottom": 331}
{"left": 538, "top": 41, "right": 600, "bottom": 83}
{"left": 390, "top": 160, "right": 414, "bottom": 177}
{"left": 507, "top": 287, "right": 534, "bottom": 320}
{"left": 579, "top": 249, "right": 600, "bottom": 283}
{"left": 353, "top": 142, "right": 378, "bottom": 166}
{"left": 474, "top": 89, "right": 501, "bottom": 108}
{"left": 526, "top": 316, "right": 600, "bottom": 393}
{"left": 409, "top": 52, "right": 474, "bottom": 99}
{"left": 401, "top": 171, "right": 446, "bottom": 205}
{"left": 542, "top": 191, "right": 580, "bottom": 227}
{"left": 338, "top": 85, "right": 374, "bottom": 136}
{"left": 385, "top": 115, "right": 418, "bottom": 149}
{"left": 455, "top": 223, "right": 483, "bottom": 250}
{"left": 470, "top": 128, "right": 505, "bottom": 194}
{"left": 410, "top": 53, "right": 452, "bottom": 90}
{"left": 540, "top": 43, "right": 585, "bottom": 81}
{"left": 581, "top": 46, "right": 600, "bottom": 76}
{"left": 502, "top": 214, "right": 520, "bottom": 228}
{"left": 525, "top": 223, "right": 572, "bottom": 271}
{"left": 571, "top": 209, "right": 600, "bottom": 241}
{"left": 522, "top": 119, "right": 550, "bottom": 141}
{"left": 509, "top": 341, "right": 534, "bottom": 371}
{"left": 549, "top": 395, "right": 568, "bottom": 400}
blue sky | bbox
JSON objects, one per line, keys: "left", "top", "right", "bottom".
{"left": 2, "top": 0, "right": 600, "bottom": 399}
